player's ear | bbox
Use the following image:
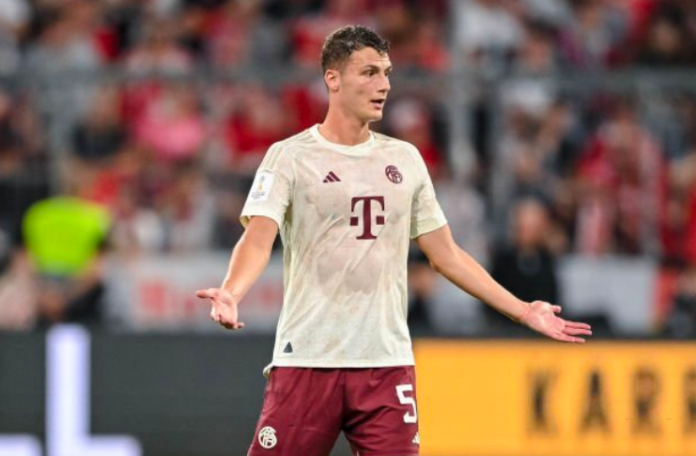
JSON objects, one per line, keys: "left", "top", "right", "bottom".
{"left": 325, "top": 69, "right": 340, "bottom": 93}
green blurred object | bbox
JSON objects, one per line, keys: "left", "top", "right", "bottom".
{"left": 22, "top": 197, "right": 111, "bottom": 277}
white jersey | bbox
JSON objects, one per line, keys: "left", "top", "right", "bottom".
{"left": 241, "top": 125, "right": 447, "bottom": 371}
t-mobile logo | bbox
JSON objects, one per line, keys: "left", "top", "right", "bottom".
{"left": 350, "top": 196, "right": 385, "bottom": 240}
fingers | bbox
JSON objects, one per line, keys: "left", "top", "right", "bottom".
{"left": 199, "top": 288, "right": 244, "bottom": 330}
{"left": 196, "top": 288, "right": 218, "bottom": 299}
{"left": 564, "top": 326, "right": 593, "bottom": 336}
{"left": 551, "top": 305, "right": 562, "bottom": 314}
{"left": 565, "top": 320, "right": 592, "bottom": 330}
{"left": 209, "top": 308, "right": 244, "bottom": 330}
{"left": 220, "top": 321, "right": 245, "bottom": 330}
{"left": 553, "top": 332, "right": 586, "bottom": 343}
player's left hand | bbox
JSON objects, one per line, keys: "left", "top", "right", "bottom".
{"left": 520, "top": 301, "right": 592, "bottom": 343}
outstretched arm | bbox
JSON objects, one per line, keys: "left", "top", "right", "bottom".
{"left": 415, "top": 224, "right": 592, "bottom": 342}
{"left": 196, "top": 216, "right": 278, "bottom": 330}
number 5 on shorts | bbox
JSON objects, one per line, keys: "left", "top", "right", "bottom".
{"left": 396, "top": 384, "right": 418, "bottom": 423}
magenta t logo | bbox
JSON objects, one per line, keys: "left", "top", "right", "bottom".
{"left": 350, "top": 196, "right": 385, "bottom": 240}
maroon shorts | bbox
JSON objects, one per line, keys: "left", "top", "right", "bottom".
{"left": 247, "top": 366, "right": 420, "bottom": 456}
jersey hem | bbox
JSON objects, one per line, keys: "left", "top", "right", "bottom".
{"left": 271, "top": 358, "right": 416, "bottom": 368}
{"left": 263, "top": 358, "right": 416, "bottom": 377}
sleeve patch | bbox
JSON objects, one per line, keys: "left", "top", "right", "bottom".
{"left": 249, "top": 171, "right": 275, "bottom": 202}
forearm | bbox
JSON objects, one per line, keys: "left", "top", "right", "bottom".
{"left": 220, "top": 232, "right": 272, "bottom": 302}
{"left": 432, "top": 247, "right": 529, "bottom": 321}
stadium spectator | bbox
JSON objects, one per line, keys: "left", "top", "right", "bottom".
{"left": 224, "top": 84, "right": 289, "bottom": 173}
{"left": 520, "top": 0, "right": 571, "bottom": 27}
{"left": 71, "top": 85, "right": 127, "bottom": 163}
{"left": 408, "top": 16, "right": 450, "bottom": 72}
{"left": 575, "top": 102, "right": 665, "bottom": 255}
{"left": 206, "top": 0, "right": 286, "bottom": 68}
{"left": 265, "top": 0, "right": 323, "bottom": 21}
{"left": 109, "top": 184, "right": 166, "bottom": 256}
{"left": 23, "top": 3, "right": 104, "bottom": 75}
{"left": 557, "top": 0, "right": 629, "bottom": 70}
{"left": 635, "top": 13, "right": 688, "bottom": 66}
{"left": 23, "top": 2, "right": 106, "bottom": 121}
{"left": 21, "top": 192, "right": 111, "bottom": 328}
{"left": 124, "top": 17, "right": 192, "bottom": 73}
{"left": 281, "top": 77, "right": 329, "bottom": 131}
{"left": 505, "top": 22, "right": 557, "bottom": 110}
{"left": 0, "top": 90, "right": 49, "bottom": 240}
{"left": 639, "top": 0, "right": 696, "bottom": 65}
{"left": 0, "top": 0, "right": 28, "bottom": 75}
{"left": 662, "top": 266, "right": 696, "bottom": 338}
{"left": 661, "top": 146, "right": 696, "bottom": 267}
{"left": 155, "top": 163, "right": 215, "bottom": 252}
{"left": 488, "top": 198, "right": 560, "bottom": 331}
{"left": 453, "top": 0, "right": 523, "bottom": 72}
{"left": 0, "top": 240, "right": 37, "bottom": 331}
{"left": 133, "top": 82, "right": 206, "bottom": 162}
{"left": 0, "top": 0, "right": 28, "bottom": 35}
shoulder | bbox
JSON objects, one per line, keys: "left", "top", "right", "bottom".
{"left": 373, "top": 132, "right": 421, "bottom": 157}
{"left": 262, "top": 129, "right": 314, "bottom": 167}
{"left": 276, "top": 129, "right": 315, "bottom": 152}
{"left": 373, "top": 132, "right": 428, "bottom": 171}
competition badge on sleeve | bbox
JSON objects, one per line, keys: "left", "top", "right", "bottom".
{"left": 250, "top": 171, "right": 275, "bottom": 202}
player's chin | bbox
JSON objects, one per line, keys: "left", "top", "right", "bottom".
{"left": 365, "top": 109, "right": 384, "bottom": 122}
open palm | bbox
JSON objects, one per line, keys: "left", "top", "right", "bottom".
{"left": 521, "top": 301, "right": 592, "bottom": 343}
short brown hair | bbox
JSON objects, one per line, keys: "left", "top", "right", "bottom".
{"left": 320, "top": 25, "right": 390, "bottom": 73}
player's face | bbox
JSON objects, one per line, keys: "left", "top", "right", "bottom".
{"left": 335, "top": 47, "right": 392, "bottom": 123}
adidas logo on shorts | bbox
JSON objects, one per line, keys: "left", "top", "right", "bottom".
{"left": 412, "top": 432, "right": 420, "bottom": 445}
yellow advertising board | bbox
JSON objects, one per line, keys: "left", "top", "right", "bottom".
{"left": 414, "top": 341, "right": 696, "bottom": 456}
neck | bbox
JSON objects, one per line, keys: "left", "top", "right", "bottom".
{"left": 319, "top": 106, "right": 371, "bottom": 146}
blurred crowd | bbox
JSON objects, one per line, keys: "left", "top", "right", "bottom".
{"left": 0, "top": 0, "right": 696, "bottom": 336}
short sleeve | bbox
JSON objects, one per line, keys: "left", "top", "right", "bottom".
{"left": 409, "top": 146, "right": 447, "bottom": 239}
{"left": 240, "top": 143, "right": 294, "bottom": 230}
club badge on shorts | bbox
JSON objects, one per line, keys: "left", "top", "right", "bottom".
{"left": 258, "top": 426, "right": 277, "bottom": 449}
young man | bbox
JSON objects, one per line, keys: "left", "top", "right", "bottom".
{"left": 197, "top": 25, "right": 592, "bottom": 456}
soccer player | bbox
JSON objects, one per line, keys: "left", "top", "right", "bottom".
{"left": 196, "top": 25, "right": 592, "bottom": 456}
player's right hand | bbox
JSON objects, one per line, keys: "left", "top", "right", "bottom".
{"left": 195, "top": 288, "right": 245, "bottom": 330}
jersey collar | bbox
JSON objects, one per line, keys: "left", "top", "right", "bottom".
{"left": 310, "top": 124, "right": 375, "bottom": 156}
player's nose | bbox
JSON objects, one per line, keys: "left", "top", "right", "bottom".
{"left": 380, "top": 75, "right": 390, "bottom": 93}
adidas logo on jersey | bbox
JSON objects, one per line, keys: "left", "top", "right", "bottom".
{"left": 283, "top": 342, "right": 293, "bottom": 353}
{"left": 323, "top": 171, "right": 341, "bottom": 183}
{"left": 412, "top": 432, "right": 420, "bottom": 445}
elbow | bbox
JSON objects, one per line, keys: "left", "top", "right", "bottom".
{"left": 428, "top": 256, "right": 446, "bottom": 275}
{"left": 426, "top": 245, "right": 461, "bottom": 275}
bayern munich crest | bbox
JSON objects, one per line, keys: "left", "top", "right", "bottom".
{"left": 385, "top": 165, "right": 403, "bottom": 184}
{"left": 258, "top": 426, "right": 278, "bottom": 449}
